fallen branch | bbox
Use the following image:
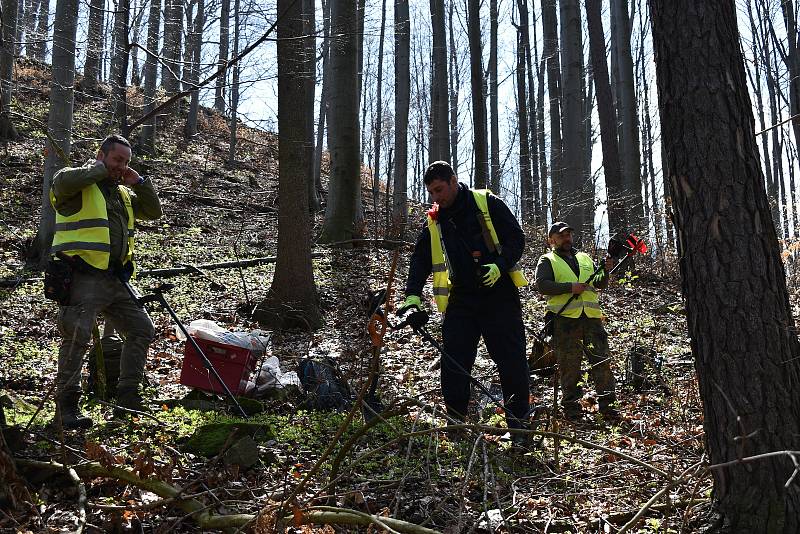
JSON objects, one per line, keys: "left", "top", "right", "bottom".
{"left": 290, "top": 506, "right": 442, "bottom": 534}
{"left": 0, "top": 254, "right": 324, "bottom": 287}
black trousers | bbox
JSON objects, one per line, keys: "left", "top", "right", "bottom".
{"left": 440, "top": 278, "right": 529, "bottom": 429}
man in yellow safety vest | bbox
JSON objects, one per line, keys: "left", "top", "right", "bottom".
{"left": 398, "top": 161, "right": 530, "bottom": 441}
{"left": 49, "top": 134, "right": 162, "bottom": 428}
{"left": 535, "top": 222, "right": 618, "bottom": 422}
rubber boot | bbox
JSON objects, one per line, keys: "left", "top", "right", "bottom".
{"left": 54, "top": 392, "right": 93, "bottom": 430}
{"left": 114, "top": 386, "right": 149, "bottom": 417}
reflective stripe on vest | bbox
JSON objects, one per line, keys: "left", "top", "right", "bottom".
{"left": 50, "top": 184, "right": 135, "bottom": 270}
{"left": 545, "top": 251, "right": 603, "bottom": 319}
{"left": 471, "top": 189, "right": 528, "bottom": 288}
{"left": 427, "top": 189, "right": 528, "bottom": 313}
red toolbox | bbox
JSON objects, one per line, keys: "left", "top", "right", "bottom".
{"left": 180, "top": 336, "right": 256, "bottom": 395}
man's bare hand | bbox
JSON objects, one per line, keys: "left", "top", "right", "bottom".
{"left": 121, "top": 167, "right": 141, "bottom": 186}
{"left": 571, "top": 282, "right": 591, "bottom": 294}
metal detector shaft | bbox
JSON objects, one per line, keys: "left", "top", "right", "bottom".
{"left": 413, "top": 324, "right": 527, "bottom": 428}
{"left": 121, "top": 280, "right": 248, "bottom": 418}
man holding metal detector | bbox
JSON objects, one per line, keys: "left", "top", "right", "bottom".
{"left": 46, "top": 134, "right": 162, "bottom": 428}
{"left": 535, "top": 222, "right": 644, "bottom": 422}
{"left": 397, "top": 161, "right": 530, "bottom": 444}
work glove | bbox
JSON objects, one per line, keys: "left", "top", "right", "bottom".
{"left": 481, "top": 263, "right": 501, "bottom": 287}
{"left": 397, "top": 295, "right": 422, "bottom": 316}
{"left": 406, "top": 310, "right": 429, "bottom": 329}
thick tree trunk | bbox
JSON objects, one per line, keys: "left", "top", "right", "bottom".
{"left": 82, "top": 0, "right": 104, "bottom": 91}
{"left": 302, "top": 0, "right": 318, "bottom": 212}
{"left": 312, "top": 0, "right": 330, "bottom": 208}
{"left": 318, "top": 0, "right": 359, "bottom": 243}
{"left": 0, "top": 0, "right": 19, "bottom": 140}
{"left": 651, "top": 1, "right": 800, "bottom": 531}
{"left": 181, "top": 0, "right": 195, "bottom": 92}
{"left": 161, "top": 0, "right": 182, "bottom": 96}
{"left": 140, "top": 0, "right": 159, "bottom": 153}
{"left": 489, "top": 0, "right": 500, "bottom": 192}
{"left": 259, "top": 0, "right": 321, "bottom": 330}
{"left": 521, "top": 0, "right": 540, "bottom": 225}
{"left": 558, "top": 0, "right": 587, "bottom": 234}
{"left": 585, "top": 0, "right": 625, "bottom": 236}
{"left": 467, "top": 0, "right": 488, "bottom": 188}
{"left": 215, "top": 0, "right": 230, "bottom": 113}
{"left": 610, "top": 0, "right": 643, "bottom": 232}
{"left": 110, "top": 0, "right": 129, "bottom": 133}
{"left": 429, "top": 0, "right": 449, "bottom": 163}
{"left": 31, "top": 0, "right": 47, "bottom": 60}
{"left": 31, "top": 0, "right": 79, "bottom": 268}
{"left": 542, "top": 0, "right": 562, "bottom": 220}
{"left": 392, "top": 0, "right": 410, "bottom": 234}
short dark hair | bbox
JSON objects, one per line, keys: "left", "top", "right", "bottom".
{"left": 100, "top": 134, "right": 132, "bottom": 155}
{"left": 423, "top": 161, "right": 455, "bottom": 185}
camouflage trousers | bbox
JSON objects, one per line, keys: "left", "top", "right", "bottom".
{"left": 56, "top": 269, "right": 155, "bottom": 398}
{"left": 552, "top": 315, "right": 616, "bottom": 414}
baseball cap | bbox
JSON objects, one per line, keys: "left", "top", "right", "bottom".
{"left": 548, "top": 221, "right": 574, "bottom": 237}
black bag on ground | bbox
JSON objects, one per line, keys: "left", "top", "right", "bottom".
{"left": 298, "top": 358, "right": 352, "bottom": 411}
{"left": 44, "top": 258, "right": 73, "bottom": 305}
{"left": 87, "top": 334, "right": 125, "bottom": 398}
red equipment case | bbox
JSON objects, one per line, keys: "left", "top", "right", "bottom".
{"left": 179, "top": 336, "right": 256, "bottom": 395}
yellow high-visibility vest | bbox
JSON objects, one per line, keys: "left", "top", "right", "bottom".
{"left": 544, "top": 251, "right": 603, "bottom": 318}
{"left": 50, "top": 183, "right": 135, "bottom": 270}
{"left": 428, "top": 189, "right": 528, "bottom": 313}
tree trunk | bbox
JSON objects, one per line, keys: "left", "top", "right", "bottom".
{"left": 781, "top": 1, "right": 800, "bottom": 166}
{"left": 318, "top": 0, "right": 359, "bottom": 244}
{"left": 611, "top": 0, "right": 643, "bottom": 232}
{"left": 467, "top": 0, "right": 488, "bottom": 188}
{"left": 586, "top": 0, "right": 625, "bottom": 236}
{"left": 312, "top": 0, "right": 330, "bottom": 209}
{"left": 522, "top": 0, "right": 541, "bottom": 225}
{"left": 371, "top": 0, "right": 386, "bottom": 217}
{"left": 22, "top": 0, "right": 39, "bottom": 57}
{"left": 181, "top": 0, "right": 195, "bottom": 92}
{"left": 31, "top": 0, "right": 47, "bottom": 60}
{"left": 228, "top": 0, "right": 240, "bottom": 166}
{"left": 82, "top": 0, "right": 104, "bottom": 92}
{"left": 258, "top": 0, "right": 322, "bottom": 330}
{"left": 303, "top": 0, "right": 318, "bottom": 212}
{"left": 489, "top": 0, "right": 500, "bottom": 192}
{"left": 110, "top": 0, "right": 129, "bottom": 133}
{"left": 129, "top": 0, "right": 143, "bottom": 87}
{"left": 215, "top": 0, "right": 230, "bottom": 113}
{"left": 429, "top": 0, "right": 449, "bottom": 162}
{"left": 14, "top": 0, "right": 24, "bottom": 56}
{"left": 31, "top": 0, "right": 79, "bottom": 268}
{"left": 515, "top": 24, "right": 532, "bottom": 223}
{"left": 140, "top": 0, "right": 159, "bottom": 153}
{"left": 447, "top": 0, "right": 458, "bottom": 171}
{"left": 558, "top": 0, "right": 587, "bottom": 234}
{"left": 161, "top": 0, "right": 182, "bottom": 96}
{"left": 0, "top": 0, "right": 19, "bottom": 140}
{"left": 651, "top": 1, "right": 800, "bottom": 530}
{"left": 392, "top": 0, "right": 410, "bottom": 235}
{"left": 533, "top": 12, "right": 548, "bottom": 225}
{"left": 185, "top": 0, "right": 203, "bottom": 138}
{"left": 542, "top": 0, "right": 562, "bottom": 220}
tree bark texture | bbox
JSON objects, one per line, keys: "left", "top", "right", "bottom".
{"left": 185, "top": 0, "right": 203, "bottom": 138}
{"left": 0, "top": 0, "right": 19, "bottom": 139}
{"left": 228, "top": 0, "right": 240, "bottom": 166}
{"left": 585, "top": 0, "right": 625, "bottom": 236}
{"left": 371, "top": 0, "right": 386, "bottom": 213}
{"left": 467, "top": 0, "right": 488, "bottom": 188}
{"left": 516, "top": 27, "right": 532, "bottom": 223}
{"left": 318, "top": 0, "right": 360, "bottom": 243}
{"left": 33, "top": 0, "right": 78, "bottom": 267}
{"left": 521, "top": 0, "right": 540, "bottom": 225}
{"left": 651, "top": 1, "right": 800, "bottom": 531}
{"left": 263, "top": 0, "right": 322, "bottom": 329}
{"left": 140, "top": 0, "right": 159, "bottom": 153}
{"left": 610, "top": 0, "right": 643, "bottom": 231}
{"left": 82, "top": 0, "right": 104, "bottom": 91}
{"left": 313, "top": 0, "right": 330, "bottom": 205}
{"left": 542, "top": 0, "right": 562, "bottom": 221}
{"left": 303, "top": 0, "right": 318, "bottom": 212}
{"left": 30, "top": 0, "right": 47, "bottom": 60}
{"left": 110, "top": 0, "right": 130, "bottom": 133}
{"left": 215, "top": 0, "right": 230, "bottom": 113}
{"left": 429, "top": 0, "right": 449, "bottom": 163}
{"left": 447, "top": 0, "right": 458, "bottom": 171}
{"left": 161, "top": 0, "right": 183, "bottom": 97}
{"left": 558, "top": 0, "right": 587, "bottom": 234}
{"left": 392, "top": 0, "right": 410, "bottom": 233}
{"left": 489, "top": 0, "right": 500, "bottom": 192}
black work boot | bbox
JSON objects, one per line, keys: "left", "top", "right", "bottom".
{"left": 114, "top": 387, "right": 149, "bottom": 417}
{"left": 54, "top": 392, "right": 94, "bottom": 430}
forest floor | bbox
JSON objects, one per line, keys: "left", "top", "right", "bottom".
{"left": 2, "top": 60, "right": 798, "bottom": 534}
